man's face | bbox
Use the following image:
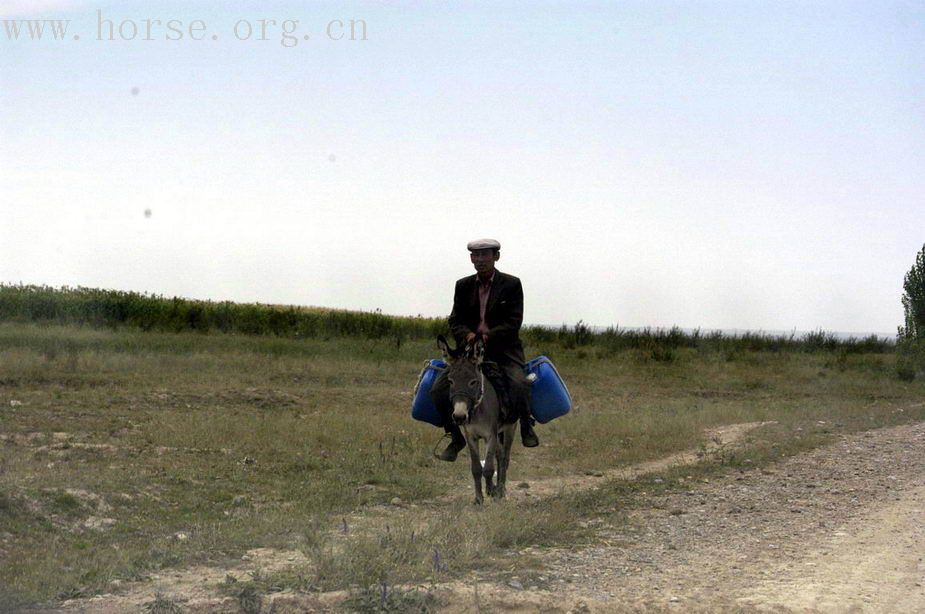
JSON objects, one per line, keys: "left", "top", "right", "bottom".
{"left": 470, "top": 249, "right": 498, "bottom": 275}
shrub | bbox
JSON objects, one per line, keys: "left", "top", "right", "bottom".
{"left": 896, "top": 338, "right": 925, "bottom": 382}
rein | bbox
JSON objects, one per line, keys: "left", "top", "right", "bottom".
{"left": 473, "top": 369, "right": 486, "bottom": 413}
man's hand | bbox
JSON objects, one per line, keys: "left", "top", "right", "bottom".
{"left": 465, "top": 332, "right": 488, "bottom": 346}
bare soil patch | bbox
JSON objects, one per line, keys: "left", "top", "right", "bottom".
{"left": 444, "top": 421, "right": 925, "bottom": 613}
{"left": 56, "top": 548, "right": 312, "bottom": 614}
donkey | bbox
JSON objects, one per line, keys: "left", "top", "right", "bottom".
{"left": 437, "top": 335, "right": 517, "bottom": 504}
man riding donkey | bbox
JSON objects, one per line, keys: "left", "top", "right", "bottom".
{"left": 430, "top": 239, "right": 540, "bottom": 461}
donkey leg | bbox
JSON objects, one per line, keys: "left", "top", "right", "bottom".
{"left": 467, "top": 438, "right": 483, "bottom": 505}
{"left": 497, "top": 425, "right": 516, "bottom": 499}
{"left": 494, "top": 431, "right": 505, "bottom": 498}
{"left": 484, "top": 435, "right": 499, "bottom": 498}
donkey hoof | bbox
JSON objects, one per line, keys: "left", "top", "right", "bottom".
{"left": 473, "top": 496, "right": 483, "bottom": 506}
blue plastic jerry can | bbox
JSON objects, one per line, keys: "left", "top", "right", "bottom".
{"left": 411, "top": 359, "right": 447, "bottom": 426}
{"left": 524, "top": 356, "right": 572, "bottom": 423}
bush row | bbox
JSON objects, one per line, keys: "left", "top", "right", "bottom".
{"left": 0, "top": 284, "right": 893, "bottom": 353}
{"left": 0, "top": 284, "right": 444, "bottom": 340}
{"left": 534, "top": 320, "right": 893, "bottom": 354}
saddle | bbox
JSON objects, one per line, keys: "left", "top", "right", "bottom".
{"left": 479, "top": 361, "right": 518, "bottom": 424}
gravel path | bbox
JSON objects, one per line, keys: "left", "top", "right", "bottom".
{"left": 440, "top": 421, "right": 925, "bottom": 613}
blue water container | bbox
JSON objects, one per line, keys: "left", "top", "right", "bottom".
{"left": 525, "top": 356, "right": 572, "bottom": 423}
{"left": 411, "top": 359, "right": 447, "bottom": 426}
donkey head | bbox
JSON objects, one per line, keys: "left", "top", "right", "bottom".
{"left": 437, "top": 335, "right": 485, "bottom": 424}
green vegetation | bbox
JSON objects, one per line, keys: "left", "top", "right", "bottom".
{"left": 898, "top": 244, "right": 925, "bottom": 381}
{"left": 141, "top": 593, "right": 185, "bottom": 614}
{"left": 0, "top": 283, "right": 445, "bottom": 341}
{"left": 344, "top": 583, "right": 436, "bottom": 613}
{"left": 900, "top": 243, "right": 925, "bottom": 341}
{"left": 0, "top": 291, "right": 921, "bottom": 610}
{"left": 0, "top": 284, "right": 894, "bottom": 355}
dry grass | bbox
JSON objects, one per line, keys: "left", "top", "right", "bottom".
{"left": 1, "top": 322, "right": 923, "bottom": 609}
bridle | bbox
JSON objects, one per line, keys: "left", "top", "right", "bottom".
{"left": 436, "top": 336, "right": 488, "bottom": 424}
{"left": 450, "top": 361, "right": 486, "bottom": 423}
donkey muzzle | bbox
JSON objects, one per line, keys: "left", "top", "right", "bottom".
{"left": 452, "top": 399, "right": 469, "bottom": 424}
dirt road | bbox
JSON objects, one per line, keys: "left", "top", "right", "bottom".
{"left": 438, "top": 421, "right": 925, "bottom": 613}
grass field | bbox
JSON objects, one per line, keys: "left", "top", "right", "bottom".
{"left": 1, "top": 320, "right": 923, "bottom": 610}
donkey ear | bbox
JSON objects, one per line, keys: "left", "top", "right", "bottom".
{"left": 436, "top": 335, "right": 453, "bottom": 360}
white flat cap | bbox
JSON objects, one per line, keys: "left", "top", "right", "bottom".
{"left": 467, "top": 238, "right": 501, "bottom": 251}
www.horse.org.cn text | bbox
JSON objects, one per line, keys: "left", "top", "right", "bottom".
{"left": 1, "top": 10, "right": 368, "bottom": 47}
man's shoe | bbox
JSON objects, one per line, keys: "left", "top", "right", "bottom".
{"left": 437, "top": 435, "right": 466, "bottom": 462}
{"left": 520, "top": 419, "right": 539, "bottom": 448}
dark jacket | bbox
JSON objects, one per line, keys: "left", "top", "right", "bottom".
{"left": 448, "top": 270, "right": 525, "bottom": 365}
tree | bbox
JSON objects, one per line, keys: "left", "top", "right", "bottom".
{"left": 900, "top": 244, "right": 925, "bottom": 340}
{"left": 897, "top": 244, "right": 925, "bottom": 381}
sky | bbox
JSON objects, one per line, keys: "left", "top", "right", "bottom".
{"left": 1, "top": 1, "right": 923, "bottom": 334}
